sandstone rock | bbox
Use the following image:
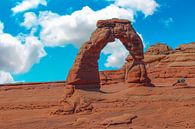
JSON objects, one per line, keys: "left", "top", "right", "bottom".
{"left": 172, "top": 77, "right": 190, "bottom": 88}
{"left": 125, "top": 60, "right": 151, "bottom": 84}
{"left": 146, "top": 43, "right": 173, "bottom": 55}
{"left": 145, "top": 43, "right": 195, "bottom": 83}
{"left": 66, "top": 18, "right": 151, "bottom": 89}
{"left": 100, "top": 69, "right": 125, "bottom": 85}
{"left": 176, "top": 42, "right": 195, "bottom": 53}
{"left": 173, "top": 82, "right": 188, "bottom": 87}
{"left": 101, "top": 114, "right": 137, "bottom": 127}
{"left": 100, "top": 42, "right": 195, "bottom": 86}
{"left": 52, "top": 86, "right": 94, "bottom": 115}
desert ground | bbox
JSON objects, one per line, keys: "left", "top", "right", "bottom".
{"left": 0, "top": 81, "right": 194, "bottom": 129}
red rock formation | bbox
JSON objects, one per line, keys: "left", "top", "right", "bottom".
{"left": 145, "top": 43, "right": 173, "bottom": 55}
{"left": 66, "top": 18, "right": 151, "bottom": 89}
{"left": 100, "top": 69, "right": 125, "bottom": 85}
{"left": 52, "top": 85, "right": 94, "bottom": 115}
{"left": 145, "top": 43, "right": 195, "bottom": 84}
{"left": 176, "top": 42, "right": 195, "bottom": 53}
{"left": 100, "top": 42, "right": 195, "bottom": 86}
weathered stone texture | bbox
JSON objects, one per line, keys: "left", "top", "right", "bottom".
{"left": 100, "top": 42, "right": 195, "bottom": 85}
{"left": 66, "top": 18, "right": 150, "bottom": 89}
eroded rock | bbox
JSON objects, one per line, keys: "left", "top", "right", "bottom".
{"left": 52, "top": 85, "right": 95, "bottom": 115}
{"left": 101, "top": 114, "right": 137, "bottom": 127}
{"left": 66, "top": 18, "right": 151, "bottom": 89}
{"left": 146, "top": 43, "right": 173, "bottom": 55}
{"left": 100, "top": 42, "right": 195, "bottom": 86}
{"left": 176, "top": 42, "right": 195, "bottom": 53}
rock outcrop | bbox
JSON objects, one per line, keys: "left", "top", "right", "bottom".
{"left": 101, "top": 114, "right": 137, "bottom": 127}
{"left": 176, "top": 42, "right": 195, "bottom": 53}
{"left": 145, "top": 42, "right": 195, "bottom": 85}
{"left": 52, "top": 86, "right": 94, "bottom": 115}
{"left": 146, "top": 43, "right": 173, "bottom": 55}
{"left": 100, "top": 42, "right": 195, "bottom": 85}
{"left": 66, "top": 18, "right": 151, "bottom": 89}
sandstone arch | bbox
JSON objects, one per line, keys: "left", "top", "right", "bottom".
{"left": 66, "top": 18, "right": 151, "bottom": 89}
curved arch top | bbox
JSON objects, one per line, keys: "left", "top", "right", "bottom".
{"left": 66, "top": 18, "right": 151, "bottom": 89}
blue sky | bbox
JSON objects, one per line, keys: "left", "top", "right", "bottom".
{"left": 0, "top": 0, "right": 195, "bottom": 83}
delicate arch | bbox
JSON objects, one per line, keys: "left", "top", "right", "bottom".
{"left": 66, "top": 19, "right": 151, "bottom": 89}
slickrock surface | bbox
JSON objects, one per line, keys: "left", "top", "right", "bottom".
{"left": 100, "top": 42, "right": 195, "bottom": 86}
{"left": 0, "top": 82, "right": 195, "bottom": 129}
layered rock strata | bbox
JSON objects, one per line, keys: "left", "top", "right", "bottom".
{"left": 66, "top": 18, "right": 151, "bottom": 89}
{"left": 100, "top": 43, "right": 195, "bottom": 85}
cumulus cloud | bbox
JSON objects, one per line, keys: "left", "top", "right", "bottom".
{"left": 21, "top": 0, "right": 159, "bottom": 68}
{"left": 102, "top": 39, "right": 129, "bottom": 68}
{"left": 114, "top": 0, "right": 159, "bottom": 16}
{"left": 23, "top": 5, "right": 134, "bottom": 47}
{"left": 0, "top": 71, "right": 14, "bottom": 84}
{"left": 21, "top": 1, "right": 158, "bottom": 48}
{"left": 12, "top": 0, "right": 47, "bottom": 14}
{"left": 21, "top": 12, "right": 38, "bottom": 29}
{"left": 0, "top": 21, "right": 46, "bottom": 74}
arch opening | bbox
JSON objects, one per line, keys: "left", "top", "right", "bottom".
{"left": 98, "top": 39, "right": 129, "bottom": 85}
{"left": 99, "top": 39, "right": 129, "bottom": 70}
{"left": 66, "top": 18, "right": 152, "bottom": 90}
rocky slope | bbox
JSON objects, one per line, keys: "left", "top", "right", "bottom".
{"left": 100, "top": 42, "right": 195, "bottom": 86}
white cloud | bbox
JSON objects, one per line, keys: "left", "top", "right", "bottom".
{"left": 21, "top": 12, "right": 38, "bottom": 29}
{"left": 114, "top": 0, "right": 159, "bottom": 16}
{"left": 102, "top": 39, "right": 129, "bottom": 68}
{"left": 0, "top": 21, "right": 46, "bottom": 74}
{"left": 21, "top": 0, "right": 159, "bottom": 68}
{"left": 0, "top": 71, "right": 14, "bottom": 84}
{"left": 12, "top": 0, "right": 47, "bottom": 14}
{"left": 101, "top": 32, "right": 146, "bottom": 68}
{"left": 22, "top": 1, "right": 159, "bottom": 48}
{"left": 36, "top": 5, "right": 134, "bottom": 47}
